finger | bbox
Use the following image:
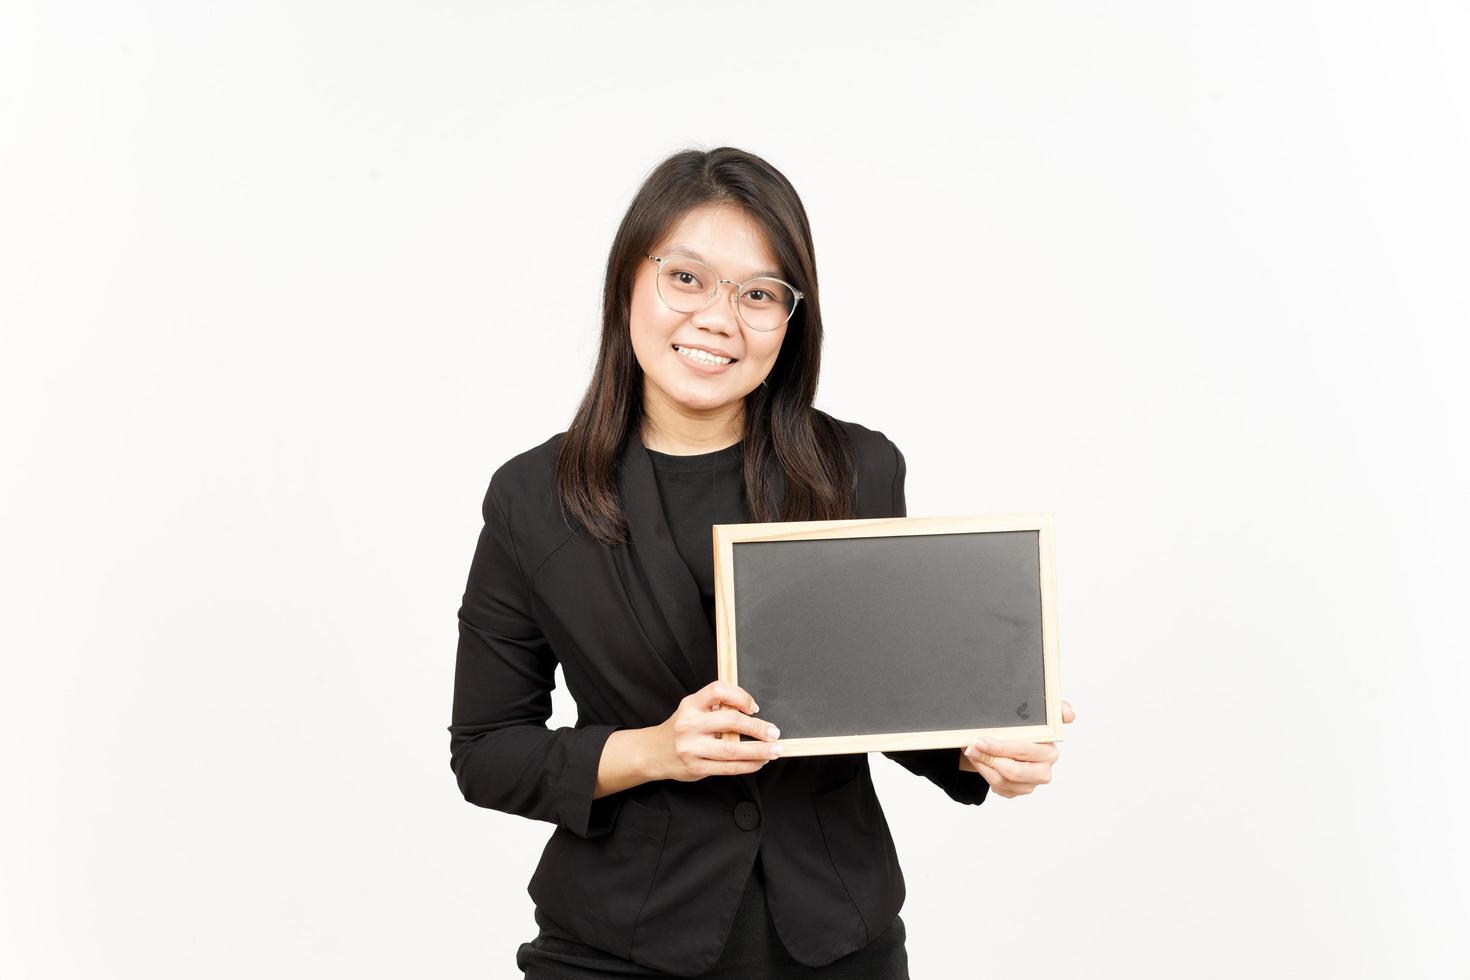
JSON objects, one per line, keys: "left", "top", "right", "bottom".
{"left": 700, "top": 735, "right": 783, "bottom": 764}
{"left": 699, "top": 760, "right": 773, "bottom": 776}
{"left": 1061, "top": 699, "right": 1075, "bottom": 724}
{"left": 963, "top": 744, "right": 1005, "bottom": 774}
{"left": 974, "top": 760, "right": 1033, "bottom": 797}
{"left": 967, "top": 737, "right": 1056, "bottom": 763}
{"left": 965, "top": 755, "right": 1020, "bottom": 797}
{"left": 964, "top": 745, "right": 1044, "bottom": 785}
{"left": 700, "top": 708, "right": 780, "bottom": 741}
{"left": 701, "top": 681, "right": 760, "bottom": 715}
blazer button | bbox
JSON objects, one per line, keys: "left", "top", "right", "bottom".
{"left": 733, "top": 800, "right": 761, "bottom": 831}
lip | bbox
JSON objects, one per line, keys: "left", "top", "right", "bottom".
{"left": 671, "top": 343, "right": 738, "bottom": 374}
{"left": 672, "top": 342, "right": 737, "bottom": 360}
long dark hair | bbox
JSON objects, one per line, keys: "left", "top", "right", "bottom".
{"left": 555, "top": 146, "right": 856, "bottom": 546}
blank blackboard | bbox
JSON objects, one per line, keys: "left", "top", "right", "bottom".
{"left": 712, "top": 514, "right": 1061, "bottom": 757}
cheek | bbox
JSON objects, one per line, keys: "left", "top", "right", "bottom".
{"left": 630, "top": 286, "right": 681, "bottom": 347}
{"left": 627, "top": 316, "right": 659, "bottom": 364}
{"left": 747, "top": 333, "right": 785, "bottom": 368}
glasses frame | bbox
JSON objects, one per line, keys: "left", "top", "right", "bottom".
{"left": 646, "top": 253, "right": 804, "bottom": 332}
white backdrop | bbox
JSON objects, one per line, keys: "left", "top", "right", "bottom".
{"left": 2, "top": 2, "right": 1467, "bottom": 977}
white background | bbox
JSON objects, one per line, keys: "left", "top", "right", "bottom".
{"left": 3, "top": 2, "right": 1467, "bottom": 977}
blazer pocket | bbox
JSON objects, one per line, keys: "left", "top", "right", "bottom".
{"left": 812, "top": 769, "right": 904, "bottom": 943}
{"left": 619, "top": 796, "right": 672, "bottom": 843}
{"left": 527, "top": 796, "right": 671, "bottom": 961}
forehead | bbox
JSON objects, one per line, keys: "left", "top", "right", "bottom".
{"left": 658, "top": 205, "right": 784, "bottom": 280}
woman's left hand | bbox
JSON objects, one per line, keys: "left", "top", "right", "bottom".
{"left": 960, "top": 699, "right": 1075, "bottom": 798}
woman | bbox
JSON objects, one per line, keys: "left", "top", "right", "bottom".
{"left": 448, "top": 146, "right": 1074, "bottom": 979}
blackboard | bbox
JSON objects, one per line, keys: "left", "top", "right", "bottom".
{"left": 712, "top": 514, "right": 1061, "bottom": 757}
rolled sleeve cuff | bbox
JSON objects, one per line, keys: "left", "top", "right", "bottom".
{"left": 948, "top": 752, "right": 991, "bottom": 805}
{"left": 560, "top": 723, "right": 626, "bottom": 838}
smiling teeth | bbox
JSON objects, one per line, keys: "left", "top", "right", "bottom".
{"left": 674, "top": 345, "right": 732, "bottom": 365}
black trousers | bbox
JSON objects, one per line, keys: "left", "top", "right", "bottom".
{"left": 516, "top": 861, "right": 910, "bottom": 979}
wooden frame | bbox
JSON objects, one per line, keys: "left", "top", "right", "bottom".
{"left": 712, "top": 513, "right": 1062, "bottom": 758}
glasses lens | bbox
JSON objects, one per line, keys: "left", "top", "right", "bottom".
{"left": 655, "top": 257, "right": 716, "bottom": 313}
{"left": 738, "top": 278, "right": 796, "bottom": 331}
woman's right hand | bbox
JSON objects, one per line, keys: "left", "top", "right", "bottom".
{"left": 646, "top": 681, "right": 782, "bottom": 782}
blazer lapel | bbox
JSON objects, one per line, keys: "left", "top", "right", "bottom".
{"left": 616, "top": 429, "right": 717, "bottom": 694}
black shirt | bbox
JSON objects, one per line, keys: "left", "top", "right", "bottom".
{"left": 645, "top": 439, "right": 749, "bottom": 626}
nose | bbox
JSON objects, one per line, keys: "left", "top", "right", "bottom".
{"left": 690, "top": 280, "right": 743, "bottom": 337}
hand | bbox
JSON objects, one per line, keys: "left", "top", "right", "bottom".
{"left": 961, "top": 698, "right": 1075, "bottom": 798}
{"left": 646, "top": 681, "right": 783, "bottom": 783}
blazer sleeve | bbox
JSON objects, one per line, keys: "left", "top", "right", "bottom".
{"left": 447, "top": 474, "right": 625, "bottom": 838}
{"left": 879, "top": 439, "right": 990, "bottom": 807}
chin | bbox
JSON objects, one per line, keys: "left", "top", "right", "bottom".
{"left": 675, "top": 389, "right": 740, "bottom": 412}
{"left": 660, "top": 377, "right": 742, "bottom": 410}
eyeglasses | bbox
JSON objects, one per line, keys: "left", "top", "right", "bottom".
{"left": 646, "top": 253, "right": 804, "bottom": 332}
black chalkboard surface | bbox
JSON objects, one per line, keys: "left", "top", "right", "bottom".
{"left": 712, "top": 514, "right": 1061, "bottom": 757}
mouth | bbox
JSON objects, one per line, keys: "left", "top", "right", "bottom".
{"left": 671, "top": 344, "right": 738, "bottom": 368}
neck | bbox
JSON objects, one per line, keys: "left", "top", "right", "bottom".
{"left": 640, "top": 388, "right": 744, "bottom": 455}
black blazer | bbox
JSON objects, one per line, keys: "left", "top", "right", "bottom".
{"left": 448, "top": 412, "right": 988, "bottom": 976}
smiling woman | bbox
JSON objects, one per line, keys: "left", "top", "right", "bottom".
{"left": 549, "top": 147, "right": 857, "bottom": 546}
{"left": 449, "top": 146, "right": 1015, "bottom": 980}
{"left": 630, "top": 207, "right": 792, "bottom": 427}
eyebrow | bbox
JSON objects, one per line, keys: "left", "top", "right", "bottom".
{"left": 664, "top": 243, "right": 784, "bottom": 281}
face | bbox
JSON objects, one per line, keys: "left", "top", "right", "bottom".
{"left": 629, "top": 204, "right": 790, "bottom": 425}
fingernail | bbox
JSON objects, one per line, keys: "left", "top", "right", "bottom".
{"left": 768, "top": 726, "right": 781, "bottom": 739}
{"left": 752, "top": 702, "right": 760, "bottom": 713}
{"left": 971, "top": 739, "right": 989, "bottom": 752}
{"left": 769, "top": 744, "right": 782, "bottom": 757}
